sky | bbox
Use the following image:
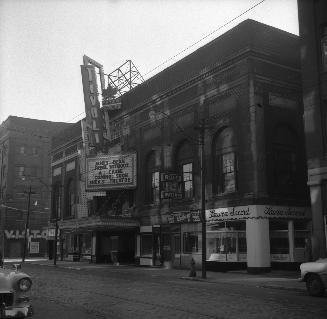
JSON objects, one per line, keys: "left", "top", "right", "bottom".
{"left": 0, "top": 0, "right": 299, "bottom": 124}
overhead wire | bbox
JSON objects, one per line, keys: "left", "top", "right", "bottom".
{"left": 143, "top": 0, "right": 267, "bottom": 77}
{"left": 0, "top": 0, "right": 267, "bottom": 145}
{"left": 2, "top": 0, "right": 296, "bottom": 194}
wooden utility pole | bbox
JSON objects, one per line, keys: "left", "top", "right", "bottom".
{"left": 195, "top": 118, "right": 207, "bottom": 279}
{"left": 22, "top": 185, "right": 35, "bottom": 262}
{"left": 200, "top": 119, "right": 206, "bottom": 279}
{"left": 53, "top": 189, "right": 61, "bottom": 266}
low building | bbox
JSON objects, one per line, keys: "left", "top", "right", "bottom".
{"left": 0, "top": 116, "right": 71, "bottom": 258}
{"left": 53, "top": 19, "right": 311, "bottom": 272}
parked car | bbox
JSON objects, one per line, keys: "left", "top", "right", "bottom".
{"left": 0, "top": 264, "right": 33, "bottom": 318}
{"left": 300, "top": 258, "right": 327, "bottom": 297}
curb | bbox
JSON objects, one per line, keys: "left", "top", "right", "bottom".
{"left": 180, "top": 276, "right": 306, "bottom": 293}
{"left": 259, "top": 284, "right": 306, "bottom": 293}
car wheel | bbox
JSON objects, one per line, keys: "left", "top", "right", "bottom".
{"left": 306, "top": 274, "right": 325, "bottom": 297}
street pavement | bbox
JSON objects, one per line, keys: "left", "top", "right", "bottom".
{"left": 3, "top": 259, "right": 326, "bottom": 319}
{"left": 17, "top": 258, "right": 304, "bottom": 293}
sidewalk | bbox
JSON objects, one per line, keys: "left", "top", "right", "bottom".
{"left": 5, "top": 258, "right": 306, "bottom": 293}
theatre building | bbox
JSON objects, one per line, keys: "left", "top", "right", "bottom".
{"left": 105, "top": 19, "right": 310, "bottom": 272}
{"left": 53, "top": 19, "right": 311, "bottom": 272}
{"left": 50, "top": 121, "right": 139, "bottom": 263}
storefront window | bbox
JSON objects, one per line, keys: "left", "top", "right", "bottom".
{"left": 183, "top": 232, "right": 198, "bottom": 253}
{"left": 80, "top": 233, "right": 92, "bottom": 255}
{"left": 269, "top": 220, "right": 289, "bottom": 256}
{"left": 238, "top": 232, "right": 247, "bottom": 253}
{"left": 270, "top": 232, "right": 289, "bottom": 254}
{"left": 62, "top": 233, "right": 75, "bottom": 258}
{"left": 173, "top": 234, "right": 181, "bottom": 254}
{"left": 207, "top": 221, "right": 246, "bottom": 262}
{"left": 141, "top": 234, "right": 153, "bottom": 256}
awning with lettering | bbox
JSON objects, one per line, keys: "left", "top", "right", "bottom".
{"left": 206, "top": 205, "right": 311, "bottom": 225}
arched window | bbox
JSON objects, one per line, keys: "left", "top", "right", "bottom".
{"left": 213, "top": 127, "right": 237, "bottom": 194}
{"left": 272, "top": 125, "right": 297, "bottom": 193}
{"left": 146, "top": 151, "right": 160, "bottom": 204}
{"left": 176, "top": 140, "right": 194, "bottom": 199}
{"left": 65, "top": 179, "right": 75, "bottom": 218}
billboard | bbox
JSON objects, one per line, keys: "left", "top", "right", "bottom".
{"left": 86, "top": 153, "right": 137, "bottom": 190}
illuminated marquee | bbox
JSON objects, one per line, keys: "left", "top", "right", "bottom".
{"left": 86, "top": 153, "right": 137, "bottom": 190}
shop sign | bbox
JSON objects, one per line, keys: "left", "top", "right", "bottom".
{"left": 206, "top": 206, "right": 252, "bottom": 224}
{"left": 160, "top": 172, "right": 182, "bottom": 199}
{"left": 86, "top": 153, "right": 137, "bottom": 190}
{"left": 161, "top": 173, "right": 181, "bottom": 182}
{"left": 206, "top": 205, "right": 311, "bottom": 223}
{"left": 167, "top": 210, "right": 201, "bottom": 224}
{"left": 122, "top": 209, "right": 132, "bottom": 218}
{"left": 161, "top": 191, "right": 182, "bottom": 199}
{"left": 5, "top": 230, "right": 47, "bottom": 239}
{"left": 29, "top": 242, "right": 39, "bottom": 254}
{"left": 47, "top": 228, "right": 60, "bottom": 240}
{"left": 103, "top": 97, "right": 122, "bottom": 110}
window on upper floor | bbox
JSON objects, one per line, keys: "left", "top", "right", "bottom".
{"left": 213, "top": 127, "right": 237, "bottom": 194}
{"left": 18, "top": 146, "right": 25, "bottom": 155}
{"left": 176, "top": 140, "right": 194, "bottom": 199}
{"left": 16, "top": 166, "right": 25, "bottom": 178}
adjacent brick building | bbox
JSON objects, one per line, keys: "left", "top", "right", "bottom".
{"left": 0, "top": 116, "right": 71, "bottom": 258}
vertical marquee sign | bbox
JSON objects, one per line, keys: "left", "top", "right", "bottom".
{"left": 81, "top": 55, "right": 105, "bottom": 152}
